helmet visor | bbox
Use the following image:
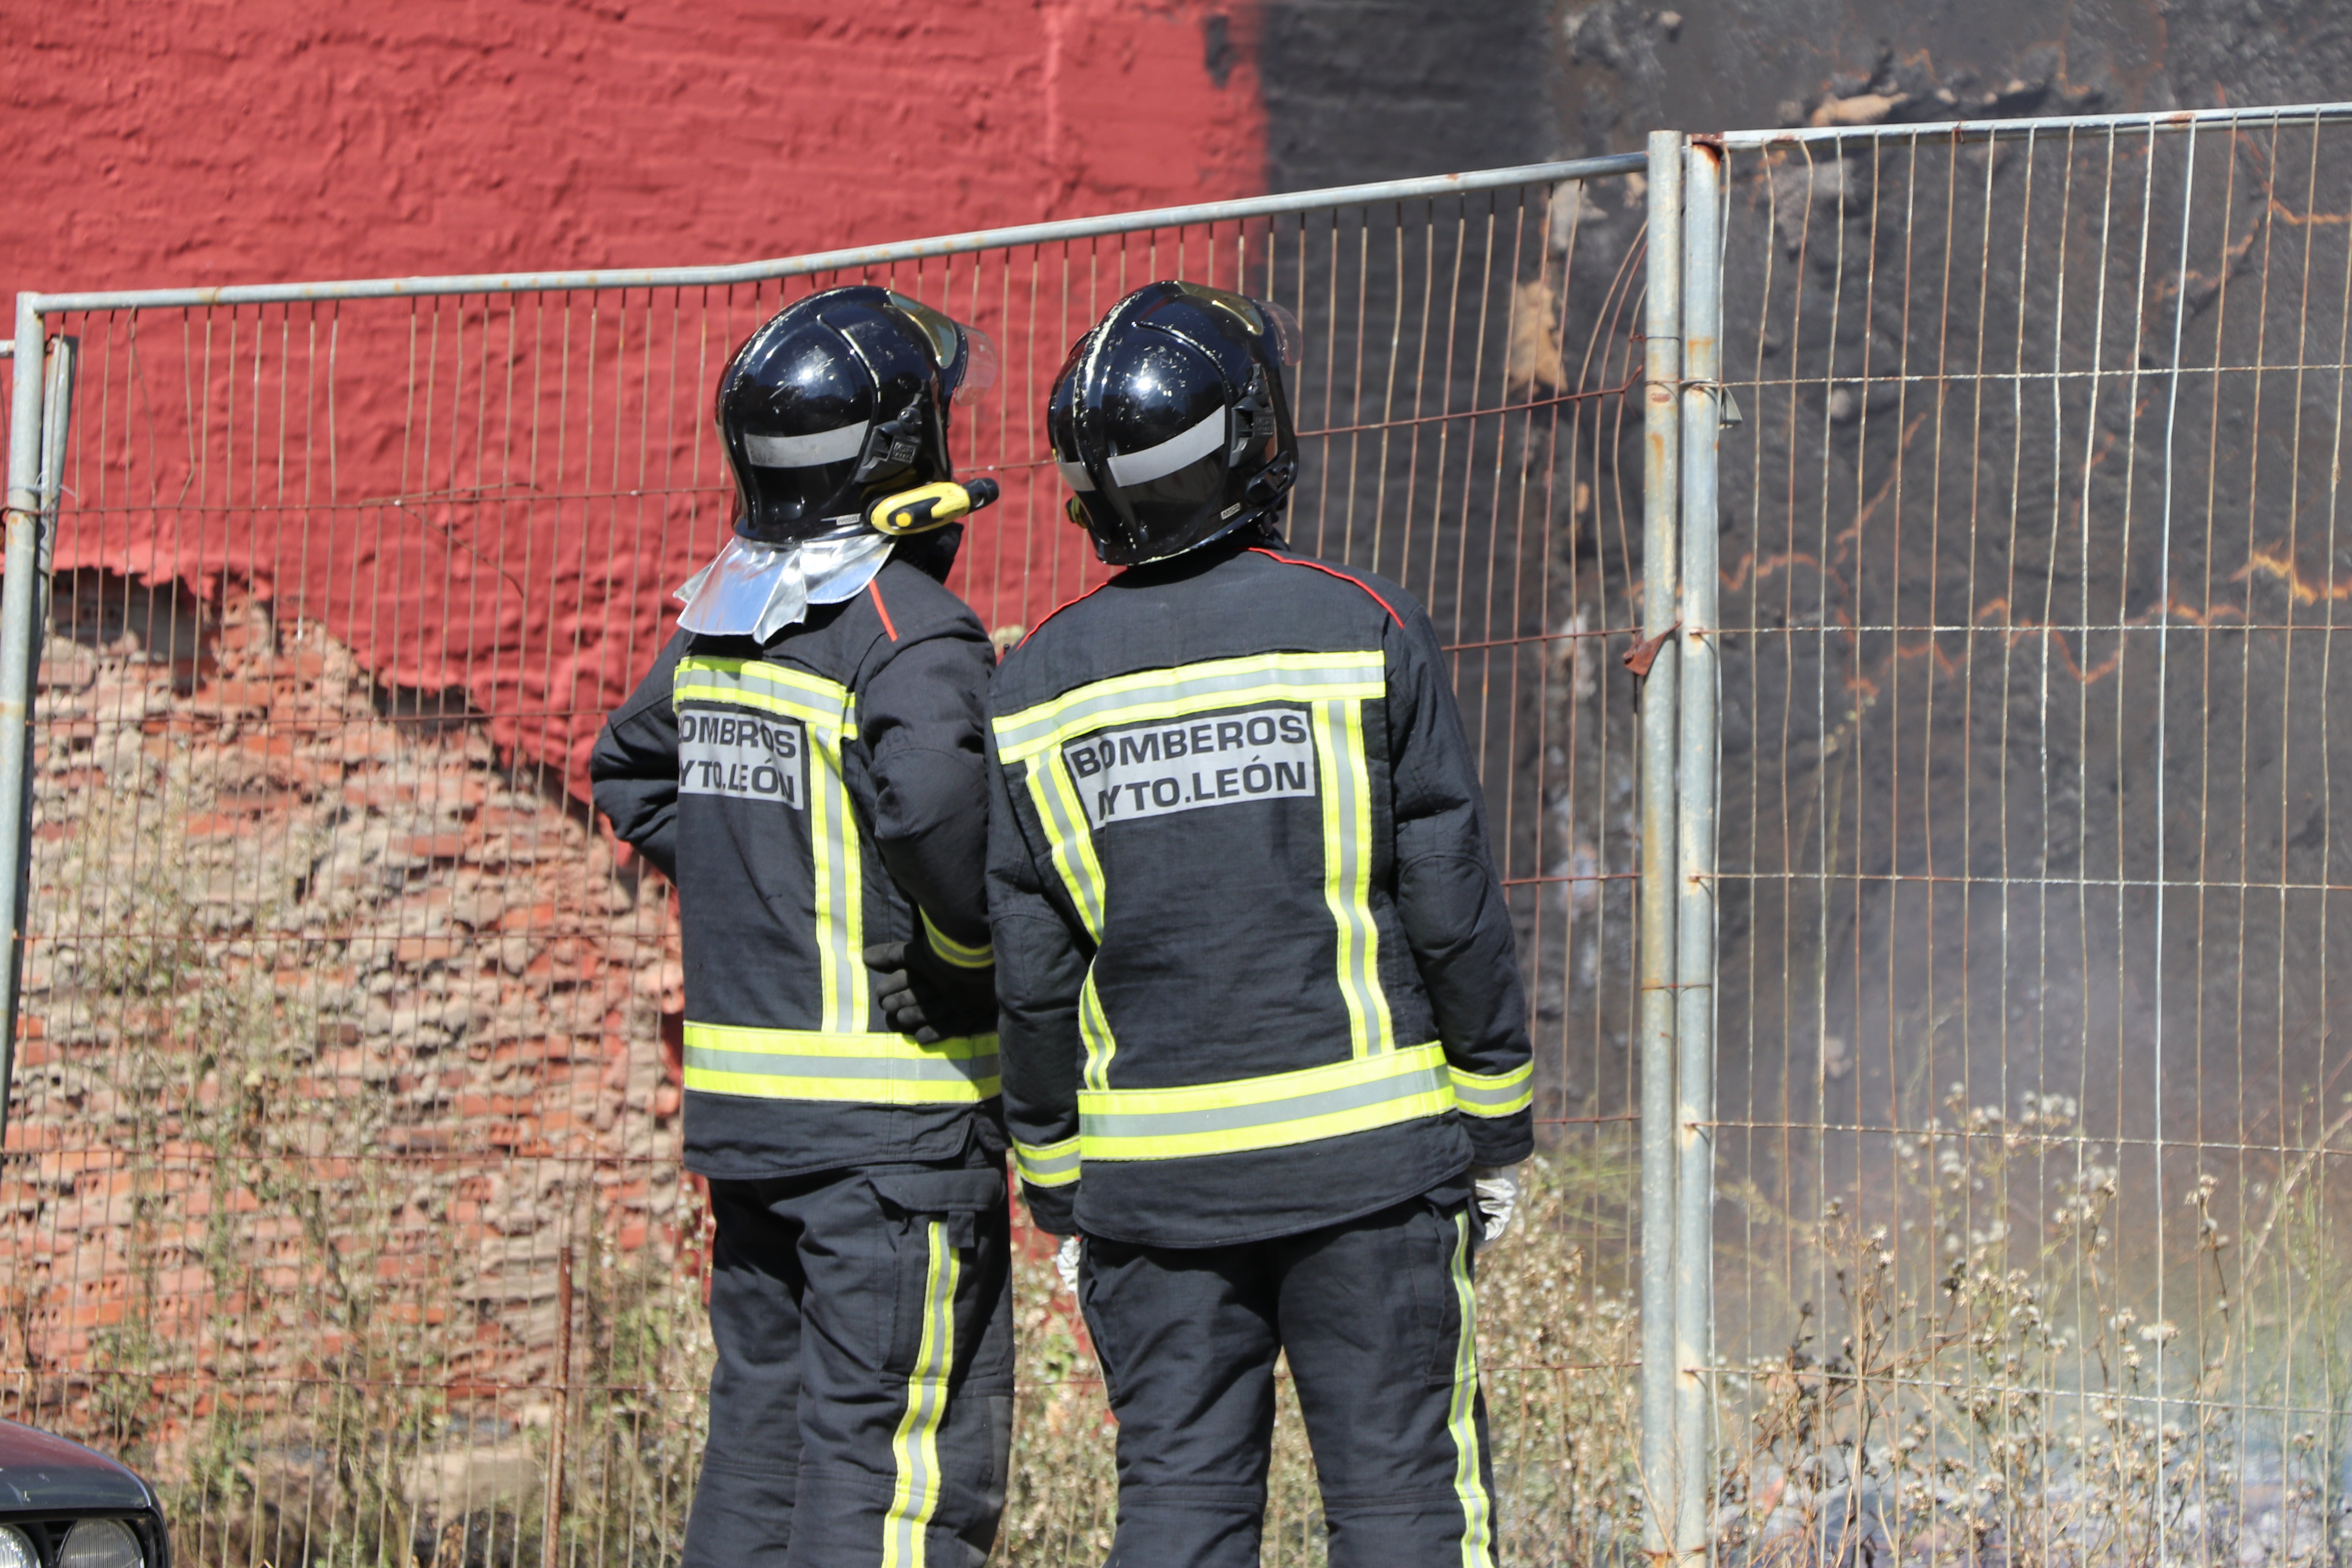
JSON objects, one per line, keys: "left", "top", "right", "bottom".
{"left": 887, "top": 292, "right": 999, "bottom": 404}
{"left": 953, "top": 324, "right": 999, "bottom": 403}
{"left": 1255, "top": 298, "right": 1304, "bottom": 368}
{"left": 1170, "top": 282, "right": 1305, "bottom": 367}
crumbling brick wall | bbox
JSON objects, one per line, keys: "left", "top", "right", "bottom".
{"left": 0, "top": 570, "right": 708, "bottom": 1559}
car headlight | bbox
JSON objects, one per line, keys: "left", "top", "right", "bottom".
{"left": 60, "top": 1518, "right": 144, "bottom": 1568}
{"left": 0, "top": 1525, "right": 34, "bottom": 1568}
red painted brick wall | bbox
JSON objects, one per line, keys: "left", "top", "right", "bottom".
{"left": 4, "top": 0, "right": 1266, "bottom": 296}
{"left": 5, "top": 1, "right": 1266, "bottom": 791}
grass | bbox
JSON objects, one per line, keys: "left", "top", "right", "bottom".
{"left": 1712, "top": 1091, "right": 2352, "bottom": 1568}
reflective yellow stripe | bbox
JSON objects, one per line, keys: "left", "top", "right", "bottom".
{"left": 1078, "top": 969, "right": 1117, "bottom": 1093}
{"left": 1002, "top": 660, "right": 1397, "bottom": 1059}
{"left": 1013, "top": 1136, "right": 1082, "bottom": 1188}
{"left": 672, "top": 657, "right": 867, "bottom": 1031}
{"left": 1445, "top": 1209, "right": 1494, "bottom": 1565}
{"left": 1078, "top": 1042, "right": 1452, "bottom": 1161}
{"left": 811, "top": 723, "right": 867, "bottom": 1032}
{"left": 921, "top": 909, "right": 994, "bottom": 970}
{"left": 992, "top": 651, "right": 1385, "bottom": 764}
{"left": 682, "top": 1024, "right": 999, "bottom": 1105}
{"left": 673, "top": 655, "right": 857, "bottom": 730}
{"left": 1450, "top": 1061, "right": 1534, "bottom": 1117}
{"left": 1025, "top": 757, "right": 1108, "bottom": 942}
{"left": 1312, "top": 697, "right": 1393, "bottom": 1057}
{"left": 883, "top": 1219, "right": 958, "bottom": 1568}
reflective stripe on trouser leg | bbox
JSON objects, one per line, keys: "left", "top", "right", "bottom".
{"left": 1445, "top": 1210, "right": 1494, "bottom": 1567}
{"left": 725, "top": 1168, "right": 1010, "bottom": 1568}
{"left": 883, "top": 1219, "right": 960, "bottom": 1568}
{"left": 1272, "top": 1196, "right": 1501, "bottom": 1567}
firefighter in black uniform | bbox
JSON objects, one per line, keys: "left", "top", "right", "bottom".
{"left": 592, "top": 286, "right": 1012, "bottom": 1568}
{"left": 986, "top": 280, "right": 1534, "bottom": 1568}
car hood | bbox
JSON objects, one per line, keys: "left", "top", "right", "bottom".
{"left": 0, "top": 1421, "right": 152, "bottom": 1512}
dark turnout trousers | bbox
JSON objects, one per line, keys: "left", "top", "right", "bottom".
{"left": 683, "top": 1162, "right": 1014, "bottom": 1568}
{"left": 1078, "top": 1191, "right": 1497, "bottom": 1568}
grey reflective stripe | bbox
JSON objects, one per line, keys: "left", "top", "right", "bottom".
{"left": 1056, "top": 458, "right": 1096, "bottom": 492}
{"left": 1106, "top": 404, "right": 1227, "bottom": 488}
{"left": 814, "top": 739, "right": 867, "bottom": 1033}
{"left": 1314, "top": 697, "right": 1391, "bottom": 1055}
{"left": 673, "top": 656, "right": 865, "bottom": 1030}
{"left": 670, "top": 657, "right": 853, "bottom": 724}
{"left": 745, "top": 423, "right": 868, "bottom": 468}
{"left": 1014, "top": 1140, "right": 1082, "bottom": 1182}
{"left": 1080, "top": 1055, "right": 1446, "bottom": 1142}
{"left": 1452, "top": 1072, "right": 1530, "bottom": 1111}
{"left": 1029, "top": 760, "right": 1106, "bottom": 938}
{"left": 995, "top": 656, "right": 1379, "bottom": 755}
{"left": 885, "top": 1221, "right": 957, "bottom": 1566}
{"left": 683, "top": 1045, "right": 1000, "bottom": 1084}
{"left": 1078, "top": 969, "right": 1117, "bottom": 1091}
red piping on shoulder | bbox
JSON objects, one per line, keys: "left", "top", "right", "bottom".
{"left": 868, "top": 579, "right": 899, "bottom": 642}
{"left": 1015, "top": 576, "right": 1116, "bottom": 652}
{"left": 1247, "top": 546, "right": 1401, "bottom": 624}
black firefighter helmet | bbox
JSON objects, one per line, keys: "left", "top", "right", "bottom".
{"left": 716, "top": 286, "right": 997, "bottom": 544}
{"left": 1049, "top": 280, "right": 1302, "bottom": 567}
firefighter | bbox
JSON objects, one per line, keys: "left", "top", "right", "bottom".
{"left": 591, "top": 286, "right": 1013, "bottom": 1568}
{"left": 986, "top": 280, "right": 1534, "bottom": 1568}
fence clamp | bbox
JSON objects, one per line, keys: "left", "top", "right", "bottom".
{"left": 1623, "top": 621, "right": 1681, "bottom": 679}
{"left": 1684, "top": 378, "right": 1742, "bottom": 427}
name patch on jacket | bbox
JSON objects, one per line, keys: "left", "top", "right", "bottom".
{"left": 679, "top": 707, "right": 806, "bottom": 808}
{"left": 1063, "top": 707, "right": 1315, "bottom": 828}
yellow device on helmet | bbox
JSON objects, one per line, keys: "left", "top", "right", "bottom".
{"left": 867, "top": 477, "right": 1002, "bottom": 536}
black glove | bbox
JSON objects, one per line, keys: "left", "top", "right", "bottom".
{"left": 862, "top": 933, "right": 996, "bottom": 1043}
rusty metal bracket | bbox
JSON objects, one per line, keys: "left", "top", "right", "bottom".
{"left": 1623, "top": 621, "right": 1681, "bottom": 679}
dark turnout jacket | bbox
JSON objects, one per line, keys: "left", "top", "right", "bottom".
{"left": 590, "top": 555, "right": 1001, "bottom": 1181}
{"left": 986, "top": 540, "right": 1534, "bottom": 1247}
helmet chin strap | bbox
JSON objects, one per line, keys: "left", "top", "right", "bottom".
{"left": 1236, "top": 513, "right": 1287, "bottom": 548}
{"left": 1243, "top": 450, "right": 1298, "bottom": 510}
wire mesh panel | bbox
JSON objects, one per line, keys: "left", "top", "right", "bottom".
{"left": 1710, "top": 108, "right": 2352, "bottom": 1566}
{"left": 3, "top": 163, "right": 1651, "bottom": 1566}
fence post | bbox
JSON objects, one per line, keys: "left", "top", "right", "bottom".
{"left": 1673, "top": 137, "right": 1722, "bottom": 1568}
{"left": 1638, "top": 127, "right": 1685, "bottom": 1563}
{"left": 0, "top": 296, "right": 50, "bottom": 1150}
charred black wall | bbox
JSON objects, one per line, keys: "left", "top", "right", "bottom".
{"left": 1258, "top": 0, "right": 1557, "bottom": 189}
{"left": 1245, "top": 1, "right": 2352, "bottom": 1189}
{"left": 1559, "top": 0, "right": 2352, "bottom": 149}
{"left": 1253, "top": 0, "right": 2352, "bottom": 187}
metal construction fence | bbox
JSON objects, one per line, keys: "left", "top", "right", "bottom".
{"left": 1697, "top": 103, "right": 2352, "bottom": 1568}
{"left": 0, "top": 152, "right": 1657, "bottom": 1566}
{"left": 3, "top": 97, "right": 2351, "bottom": 1568}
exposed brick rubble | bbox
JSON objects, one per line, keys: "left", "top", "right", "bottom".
{"left": 0, "top": 572, "right": 702, "bottom": 1510}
